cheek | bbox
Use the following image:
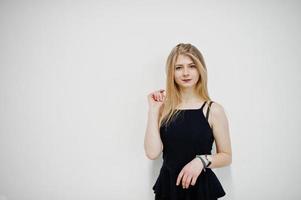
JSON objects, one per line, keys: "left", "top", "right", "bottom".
{"left": 174, "top": 72, "right": 181, "bottom": 79}
{"left": 194, "top": 70, "right": 200, "bottom": 77}
{"left": 193, "top": 72, "right": 200, "bottom": 81}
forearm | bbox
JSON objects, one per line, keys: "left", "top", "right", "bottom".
{"left": 197, "top": 152, "right": 232, "bottom": 169}
{"left": 208, "top": 152, "right": 231, "bottom": 169}
{"left": 144, "top": 110, "right": 162, "bottom": 160}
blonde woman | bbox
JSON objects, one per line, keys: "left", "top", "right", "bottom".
{"left": 144, "top": 43, "right": 232, "bottom": 200}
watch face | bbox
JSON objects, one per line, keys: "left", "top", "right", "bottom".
{"left": 207, "top": 155, "right": 212, "bottom": 162}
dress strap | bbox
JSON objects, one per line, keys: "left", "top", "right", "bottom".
{"left": 205, "top": 101, "right": 214, "bottom": 121}
{"left": 200, "top": 101, "right": 207, "bottom": 111}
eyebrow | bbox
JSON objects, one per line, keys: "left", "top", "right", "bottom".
{"left": 175, "top": 63, "right": 195, "bottom": 66}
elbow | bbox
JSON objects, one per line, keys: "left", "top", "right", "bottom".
{"left": 145, "top": 152, "right": 161, "bottom": 160}
{"left": 227, "top": 154, "right": 232, "bottom": 166}
{"left": 144, "top": 143, "right": 163, "bottom": 160}
{"left": 228, "top": 160, "right": 232, "bottom": 166}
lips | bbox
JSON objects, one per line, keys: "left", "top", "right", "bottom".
{"left": 182, "top": 79, "right": 191, "bottom": 81}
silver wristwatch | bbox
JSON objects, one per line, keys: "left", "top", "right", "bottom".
{"left": 205, "top": 154, "right": 212, "bottom": 167}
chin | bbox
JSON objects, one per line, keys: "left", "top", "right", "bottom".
{"left": 181, "top": 84, "right": 195, "bottom": 88}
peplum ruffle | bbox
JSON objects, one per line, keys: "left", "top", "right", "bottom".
{"left": 152, "top": 162, "right": 226, "bottom": 200}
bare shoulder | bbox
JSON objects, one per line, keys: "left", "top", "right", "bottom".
{"left": 210, "top": 101, "right": 226, "bottom": 115}
{"left": 209, "top": 101, "right": 229, "bottom": 128}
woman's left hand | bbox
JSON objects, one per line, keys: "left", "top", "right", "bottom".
{"left": 176, "top": 158, "right": 204, "bottom": 189}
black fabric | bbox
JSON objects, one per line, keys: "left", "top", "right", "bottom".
{"left": 152, "top": 101, "right": 226, "bottom": 200}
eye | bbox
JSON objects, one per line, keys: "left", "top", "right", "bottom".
{"left": 190, "top": 65, "right": 196, "bottom": 68}
{"left": 175, "top": 66, "right": 182, "bottom": 70}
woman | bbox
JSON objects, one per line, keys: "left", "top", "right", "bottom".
{"left": 144, "top": 43, "right": 232, "bottom": 200}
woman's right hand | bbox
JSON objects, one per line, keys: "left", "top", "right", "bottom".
{"left": 147, "top": 89, "right": 166, "bottom": 114}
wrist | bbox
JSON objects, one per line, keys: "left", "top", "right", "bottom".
{"left": 195, "top": 155, "right": 207, "bottom": 171}
{"left": 148, "top": 110, "right": 160, "bottom": 119}
{"left": 205, "top": 154, "right": 212, "bottom": 167}
{"left": 195, "top": 154, "right": 212, "bottom": 169}
{"left": 201, "top": 155, "right": 209, "bottom": 167}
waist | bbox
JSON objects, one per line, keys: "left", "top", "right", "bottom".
{"left": 162, "top": 160, "right": 212, "bottom": 173}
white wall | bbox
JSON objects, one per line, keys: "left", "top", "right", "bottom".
{"left": 0, "top": 0, "right": 300, "bottom": 199}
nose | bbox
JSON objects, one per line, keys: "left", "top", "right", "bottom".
{"left": 183, "top": 67, "right": 189, "bottom": 75}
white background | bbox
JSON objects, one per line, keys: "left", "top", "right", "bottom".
{"left": 1, "top": 0, "right": 300, "bottom": 199}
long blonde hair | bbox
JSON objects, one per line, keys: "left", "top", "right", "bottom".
{"left": 159, "top": 43, "right": 212, "bottom": 128}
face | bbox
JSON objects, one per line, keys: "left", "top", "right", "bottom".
{"left": 174, "top": 54, "right": 199, "bottom": 89}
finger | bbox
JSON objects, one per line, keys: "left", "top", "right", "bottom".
{"left": 176, "top": 171, "right": 184, "bottom": 186}
{"left": 157, "top": 94, "right": 161, "bottom": 102}
{"left": 160, "top": 90, "right": 165, "bottom": 97}
{"left": 152, "top": 95, "right": 156, "bottom": 101}
{"left": 156, "top": 93, "right": 161, "bottom": 100}
{"left": 161, "top": 92, "right": 166, "bottom": 100}
{"left": 156, "top": 93, "right": 160, "bottom": 101}
{"left": 182, "top": 173, "right": 188, "bottom": 188}
{"left": 185, "top": 175, "right": 193, "bottom": 188}
{"left": 190, "top": 176, "right": 197, "bottom": 186}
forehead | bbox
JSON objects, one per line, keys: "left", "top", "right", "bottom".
{"left": 175, "top": 54, "right": 194, "bottom": 65}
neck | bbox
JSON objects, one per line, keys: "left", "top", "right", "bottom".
{"left": 179, "top": 87, "right": 201, "bottom": 104}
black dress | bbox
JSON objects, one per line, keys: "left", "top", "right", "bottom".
{"left": 152, "top": 101, "right": 226, "bottom": 200}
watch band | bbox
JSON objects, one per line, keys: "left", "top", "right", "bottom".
{"left": 195, "top": 155, "right": 207, "bottom": 172}
{"left": 205, "top": 154, "right": 212, "bottom": 167}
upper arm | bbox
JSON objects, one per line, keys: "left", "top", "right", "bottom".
{"left": 209, "top": 102, "right": 232, "bottom": 158}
